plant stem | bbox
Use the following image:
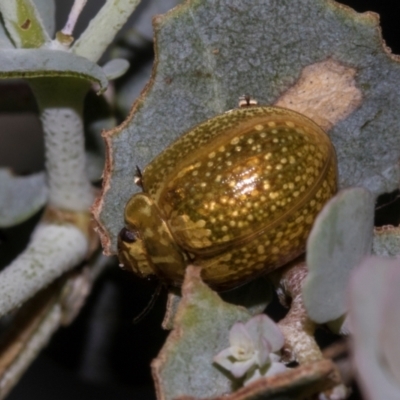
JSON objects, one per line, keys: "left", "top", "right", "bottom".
{"left": 29, "top": 78, "right": 94, "bottom": 212}
{"left": 61, "top": 0, "right": 88, "bottom": 36}
{"left": 72, "top": 0, "right": 141, "bottom": 62}
{"left": 0, "top": 222, "right": 88, "bottom": 318}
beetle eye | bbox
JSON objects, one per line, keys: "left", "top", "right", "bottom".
{"left": 119, "top": 227, "right": 138, "bottom": 243}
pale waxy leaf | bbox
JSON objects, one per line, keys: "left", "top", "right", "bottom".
{"left": 95, "top": 0, "right": 400, "bottom": 254}
{"left": 0, "top": 169, "right": 47, "bottom": 228}
{"left": 302, "top": 188, "right": 375, "bottom": 324}
{"left": 0, "top": 49, "right": 108, "bottom": 92}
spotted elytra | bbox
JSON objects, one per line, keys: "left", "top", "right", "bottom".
{"left": 118, "top": 100, "right": 337, "bottom": 290}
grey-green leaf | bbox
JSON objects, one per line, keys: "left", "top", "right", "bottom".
{"left": 0, "top": 169, "right": 47, "bottom": 227}
{"left": 152, "top": 266, "right": 251, "bottom": 399}
{"left": 0, "top": 0, "right": 50, "bottom": 48}
{"left": 95, "top": 0, "right": 400, "bottom": 254}
{"left": 302, "top": 188, "right": 375, "bottom": 324}
{"left": 102, "top": 58, "right": 130, "bottom": 80}
{"left": 32, "top": 0, "right": 55, "bottom": 37}
{"left": 0, "top": 49, "right": 108, "bottom": 92}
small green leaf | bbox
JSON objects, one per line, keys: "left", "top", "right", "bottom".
{"left": 71, "top": 0, "right": 141, "bottom": 63}
{"left": 303, "top": 188, "right": 375, "bottom": 324}
{"left": 349, "top": 256, "right": 400, "bottom": 399}
{"left": 0, "top": 0, "right": 50, "bottom": 48}
{"left": 0, "top": 169, "right": 47, "bottom": 227}
{"left": 32, "top": 0, "right": 55, "bottom": 37}
{"left": 154, "top": 267, "right": 340, "bottom": 400}
{"left": 102, "top": 58, "right": 130, "bottom": 80}
{"left": 152, "top": 266, "right": 252, "bottom": 399}
{"left": 0, "top": 49, "right": 108, "bottom": 92}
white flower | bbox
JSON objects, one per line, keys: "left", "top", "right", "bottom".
{"left": 214, "top": 314, "right": 287, "bottom": 384}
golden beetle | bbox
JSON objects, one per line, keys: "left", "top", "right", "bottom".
{"left": 118, "top": 102, "right": 337, "bottom": 290}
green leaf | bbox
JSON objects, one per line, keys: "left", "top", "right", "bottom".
{"left": 0, "top": 0, "right": 50, "bottom": 48}
{"left": 0, "top": 49, "right": 108, "bottom": 92}
{"left": 102, "top": 58, "right": 130, "bottom": 80}
{"left": 302, "top": 188, "right": 375, "bottom": 324}
{"left": 349, "top": 256, "right": 400, "bottom": 400}
{"left": 153, "top": 266, "right": 341, "bottom": 400}
{"left": 32, "top": 0, "right": 55, "bottom": 37}
{"left": 152, "top": 266, "right": 252, "bottom": 399}
{"left": 0, "top": 169, "right": 47, "bottom": 228}
{"left": 373, "top": 225, "right": 400, "bottom": 257}
{"left": 71, "top": 0, "right": 141, "bottom": 63}
{"left": 95, "top": 0, "right": 400, "bottom": 254}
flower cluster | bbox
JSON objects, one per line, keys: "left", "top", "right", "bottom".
{"left": 214, "top": 314, "right": 286, "bottom": 385}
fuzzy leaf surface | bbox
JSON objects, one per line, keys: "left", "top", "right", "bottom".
{"left": 152, "top": 266, "right": 252, "bottom": 399}
{"left": 303, "top": 188, "right": 374, "bottom": 324}
{"left": 0, "top": 49, "right": 108, "bottom": 92}
{"left": 96, "top": 0, "right": 400, "bottom": 254}
{"left": 0, "top": 169, "right": 47, "bottom": 228}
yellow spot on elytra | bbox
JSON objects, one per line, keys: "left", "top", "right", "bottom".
{"left": 255, "top": 124, "right": 264, "bottom": 131}
{"left": 257, "top": 245, "right": 265, "bottom": 254}
{"left": 269, "top": 192, "right": 279, "bottom": 199}
{"left": 264, "top": 153, "right": 272, "bottom": 160}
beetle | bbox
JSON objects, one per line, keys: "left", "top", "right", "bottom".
{"left": 118, "top": 100, "right": 337, "bottom": 290}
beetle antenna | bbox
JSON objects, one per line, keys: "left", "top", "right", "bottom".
{"left": 132, "top": 280, "right": 163, "bottom": 324}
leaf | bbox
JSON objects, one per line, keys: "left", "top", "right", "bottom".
{"left": 302, "top": 188, "right": 374, "bottom": 324}
{"left": 0, "top": 49, "right": 108, "bottom": 93}
{"left": 32, "top": 0, "right": 55, "bottom": 37}
{"left": 153, "top": 267, "right": 340, "bottom": 400}
{"left": 0, "top": 0, "right": 50, "bottom": 48}
{"left": 162, "top": 278, "right": 273, "bottom": 330}
{"left": 349, "top": 256, "right": 400, "bottom": 400}
{"left": 0, "top": 169, "right": 47, "bottom": 228}
{"left": 152, "top": 266, "right": 252, "bottom": 399}
{"left": 94, "top": 0, "right": 400, "bottom": 254}
{"left": 71, "top": 0, "right": 142, "bottom": 63}
{"left": 176, "top": 359, "right": 340, "bottom": 400}
{"left": 373, "top": 225, "right": 400, "bottom": 257}
{"left": 102, "top": 58, "right": 130, "bottom": 80}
